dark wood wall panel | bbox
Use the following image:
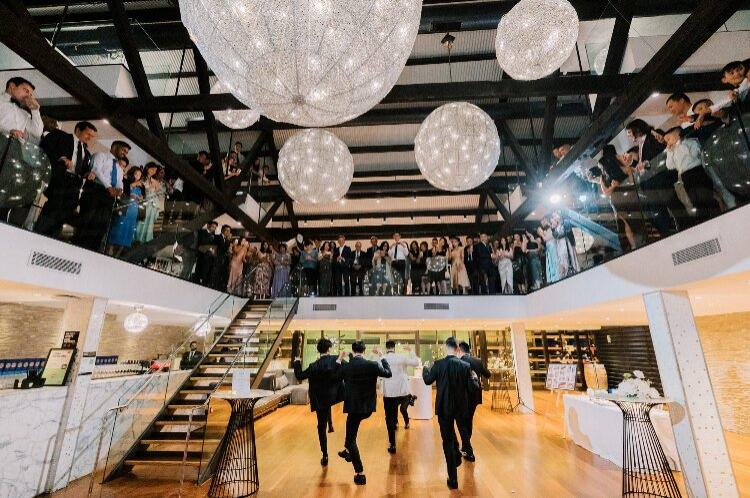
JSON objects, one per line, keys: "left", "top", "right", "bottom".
{"left": 594, "top": 326, "right": 663, "bottom": 393}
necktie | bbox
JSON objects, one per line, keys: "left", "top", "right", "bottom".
{"left": 110, "top": 158, "right": 118, "bottom": 188}
{"left": 75, "top": 141, "right": 83, "bottom": 175}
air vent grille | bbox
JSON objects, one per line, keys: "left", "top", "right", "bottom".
{"left": 671, "top": 238, "right": 721, "bottom": 266}
{"left": 424, "top": 303, "right": 450, "bottom": 310}
{"left": 313, "top": 303, "right": 337, "bottom": 311}
{"left": 28, "top": 251, "right": 82, "bottom": 275}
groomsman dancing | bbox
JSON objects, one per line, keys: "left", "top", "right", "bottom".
{"left": 338, "top": 340, "right": 392, "bottom": 485}
{"left": 293, "top": 338, "right": 344, "bottom": 466}
{"left": 422, "top": 337, "right": 480, "bottom": 490}
{"left": 458, "top": 340, "right": 491, "bottom": 461}
{"left": 378, "top": 341, "right": 420, "bottom": 454}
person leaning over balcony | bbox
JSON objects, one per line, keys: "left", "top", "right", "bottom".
{"left": 36, "top": 121, "right": 97, "bottom": 237}
{"left": 0, "top": 76, "right": 43, "bottom": 144}
{"left": 72, "top": 140, "right": 129, "bottom": 251}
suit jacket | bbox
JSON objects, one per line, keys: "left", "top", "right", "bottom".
{"left": 364, "top": 246, "right": 378, "bottom": 270}
{"left": 181, "top": 349, "right": 202, "bottom": 370}
{"left": 40, "top": 129, "right": 91, "bottom": 202}
{"left": 293, "top": 355, "right": 343, "bottom": 412}
{"left": 461, "top": 354, "right": 491, "bottom": 405}
{"left": 463, "top": 245, "right": 477, "bottom": 275}
{"left": 380, "top": 351, "right": 420, "bottom": 398}
{"left": 350, "top": 249, "right": 367, "bottom": 271}
{"left": 422, "top": 355, "right": 479, "bottom": 419}
{"left": 196, "top": 229, "right": 217, "bottom": 255}
{"left": 333, "top": 245, "right": 352, "bottom": 271}
{"left": 641, "top": 132, "right": 666, "bottom": 163}
{"left": 472, "top": 241, "right": 493, "bottom": 272}
{"left": 340, "top": 355, "right": 391, "bottom": 415}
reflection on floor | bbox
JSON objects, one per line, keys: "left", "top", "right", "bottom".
{"left": 56, "top": 391, "right": 749, "bottom": 498}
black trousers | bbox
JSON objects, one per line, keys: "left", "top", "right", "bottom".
{"left": 457, "top": 402, "right": 478, "bottom": 454}
{"left": 315, "top": 406, "right": 332, "bottom": 456}
{"left": 350, "top": 268, "right": 365, "bottom": 295}
{"left": 392, "top": 260, "right": 406, "bottom": 294}
{"left": 35, "top": 175, "right": 82, "bottom": 237}
{"left": 682, "top": 167, "right": 720, "bottom": 223}
{"left": 467, "top": 270, "right": 479, "bottom": 295}
{"left": 334, "top": 266, "right": 350, "bottom": 296}
{"left": 383, "top": 396, "right": 409, "bottom": 446}
{"left": 344, "top": 412, "right": 371, "bottom": 473}
{"left": 72, "top": 183, "right": 115, "bottom": 251}
{"left": 437, "top": 415, "right": 462, "bottom": 482}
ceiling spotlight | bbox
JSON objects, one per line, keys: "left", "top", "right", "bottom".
{"left": 441, "top": 32, "right": 456, "bottom": 49}
{"left": 578, "top": 194, "right": 588, "bottom": 202}
{"left": 549, "top": 193, "right": 561, "bottom": 204}
{"left": 651, "top": 92, "right": 660, "bottom": 98}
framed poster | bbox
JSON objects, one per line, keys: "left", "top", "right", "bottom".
{"left": 545, "top": 363, "right": 578, "bottom": 391}
{"left": 41, "top": 348, "right": 75, "bottom": 386}
{"left": 61, "top": 331, "right": 79, "bottom": 350}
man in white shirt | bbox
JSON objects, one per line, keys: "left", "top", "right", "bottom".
{"left": 0, "top": 77, "right": 43, "bottom": 144}
{"left": 376, "top": 340, "right": 420, "bottom": 454}
{"left": 664, "top": 127, "right": 719, "bottom": 224}
{"left": 388, "top": 232, "right": 408, "bottom": 294}
{"left": 72, "top": 140, "right": 130, "bottom": 250}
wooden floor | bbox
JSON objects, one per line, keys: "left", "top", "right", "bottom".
{"left": 56, "top": 392, "right": 750, "bottom": 498}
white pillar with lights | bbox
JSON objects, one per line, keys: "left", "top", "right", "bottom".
{"left": 643, "top": 290, "right": 738, "bottom": 498}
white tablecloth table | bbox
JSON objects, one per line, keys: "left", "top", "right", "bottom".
{"left": 408, "top": 374, "right": 433, "bottom": 420}
{"left": 563, "top": 394, "right": 681, "bottom": 471}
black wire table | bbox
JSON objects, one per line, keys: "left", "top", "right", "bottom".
{"left": 598, "top": 395, "right": 682, "bottom": 498}
{"left": 209, "top": 389, "right": 274, "bottom": 498}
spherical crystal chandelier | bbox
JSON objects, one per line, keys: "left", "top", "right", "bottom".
{"left": 192, "top": 316, "right": 212, "bottom": 338}
{"left": 414, "top": 103, "right": 501, "bottom": 192}
{"left": 180, "top": 0, "right": 422, "bottom": 127}
{"left": 211, "top": 81, "right": 260, "bottom": 129}
{"left": 123, "top": 306, "right": 148, "bottom": 334}
{"left": 277, "top": 129, "right": 353, "bottom": 204}
{"left": 494, "top": 0, "right": 579, "bottom": 80}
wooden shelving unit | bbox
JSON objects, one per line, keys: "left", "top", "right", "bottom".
{"left": 527, "top": 330, "right": 596, "bottom": 390}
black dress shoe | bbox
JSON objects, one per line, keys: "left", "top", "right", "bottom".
{"left": 387, "top": 445, "right": 396, "bottom": 454}
{"left": 338, "top": 450, "right": 352, "bottom": 462}
{"left": 447, "top": 478, "right": 458, "bottom": 490}
{"left": 320, "top": 455, "right": 328, "bottom": 466}
{"left": 462, "top": 452, "right": 476, "bottom": 462}
{"left": 354, "top": 474, "right": 367, "bottom": 485}
{"left": 328, "top": 425, "right": 334, "bottom": 433}
{"left": 404, "top": 421, "right": 410, "bottom": 429}
{"left": 409, "top": 395, "right": 417, "bottom": 406}
{"left": 454, "top": 453, "right": 463, "bottom": 467}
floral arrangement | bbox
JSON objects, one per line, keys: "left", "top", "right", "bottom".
{"left": 615, "top": 370, "right": 661, "bottom": 398}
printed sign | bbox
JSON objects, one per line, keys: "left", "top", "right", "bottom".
{"left": 41, "top": 348, "right": 75, "bottom": 386}
{"left": 545, "top": 363, "right": 578, "bottom": 391}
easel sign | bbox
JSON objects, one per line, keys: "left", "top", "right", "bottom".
{"left": 545, "top": 363, "right": 577, "bottom": 390}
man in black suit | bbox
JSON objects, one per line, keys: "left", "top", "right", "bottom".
{"left": 457, "top": 341, "right": 491, "bottom": 462}
{"left": 212, "top": 224, "right": 232, "bottom": 291}
{"left": 422, "top": 337, "right": 480, "bottom": 490}
{"left": 181, "top": 341, "right": 203, "bottom": 370}
{"left": 337, "top": 340, "right": 391, "bottom": 485}
{"left": 36, "top": 121, "right": 97, "bottom": 237}
{"left": 364, "top": 236, "right": 378, "bottom": 271}
{"left": 293, "top": 338, "right": 344, "bottom": 466}
{"left": 194, "top": 221, "right": 218, "bottom": 286}
{"left": 333, "top": 234, "right": 352, "bottom": 296}
{"left": 463, "top": 236, "right": 478, "bottom": 295}
{"left": 349, "top": 241, "right": 367, "bottom": 296}
{"left": 472, "top": 233, "right": 494, "bottom": 295}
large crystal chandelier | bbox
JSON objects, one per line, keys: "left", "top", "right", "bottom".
{"left": 494, "top": 0, "right": 579, "bottom": 80}
{"left": 211, "top": 81, "right": 260, "bottom": 129}
{"left": 123, "top": 306, "right": 148, "bottom": 334}
{"left": 180, "top": 0, "right": 422, "bottom": 127}
{"left": 277, "top": 129, "right": 353, "bottom": 204}
{"left": 414, "top": 103, "right": 501, "bottom": 192}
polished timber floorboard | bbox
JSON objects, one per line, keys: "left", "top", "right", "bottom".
{"left": 57, "top": 392, "right": 750, "bottom": 498}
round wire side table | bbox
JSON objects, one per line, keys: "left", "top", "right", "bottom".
{"left": 209, "top": 390, "right": 274, "bottom": 498}
{"left": 598, "top": 395, "right": 682, "bottom": 498}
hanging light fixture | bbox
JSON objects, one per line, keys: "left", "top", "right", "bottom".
{"left": 277, "top": 129, "right": 353, "bottom": 204}
{"left": 211, "top": 80, "right": 261, "bottom": 129}
{"left": 494, "top": 0, "right": 579, "bottom": 80}
{"left": 180, "top": 0, "right": 422, "bottom": 127}
{"left": 415, "top": 102, "right": 501, "bottom": 191}
{"left": 123, "top": 306, "right": 148, "bottom": 334}
{"left": 192, "top": 316, "right": 212, "bottom": 338}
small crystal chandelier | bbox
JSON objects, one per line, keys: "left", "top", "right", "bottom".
{"left": 192, "top": 315, "right": 212, "bottom": 338}
{"left": 123, "top": 306, "right": 148, "bottom": 334}
{"left": 211, "top": 80, "right": 260, "bottom": 129}
{"left": 277, "top": 129, "right": 353, "bottom": 204}
{"left": 495, "top": 0, "right": 580, "bottom": 80}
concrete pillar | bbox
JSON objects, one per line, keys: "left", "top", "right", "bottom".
{"left": 46, "top": 296, "right": 108, "bottom": 492}
{"left": 510, "top": 322, "right": 534, "bottom": 413}
{"left": 643, "top": 290, "right": 738, "bottom": 498}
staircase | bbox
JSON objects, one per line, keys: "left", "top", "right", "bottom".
{"left": 103, "top": 298, "right": 297, "bottom": 482}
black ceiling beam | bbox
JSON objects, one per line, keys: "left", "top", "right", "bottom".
{"left": 270, "top": 221, "right": 505, "bottom": 240}
{"left": 284, "top": 200, "right": 298, "bottom": 231}
{"left": 486, "top": 190, "right": 511, "bottom": 221}
{"left": 260, "top": 200, "right": 283, "bottom": 227}
{"left": 497, "top": 119, "right": 535, "bottom": 180}
{"left": 541, "top": 95, "right": 558, "bottom": 173}
{"left": 592, "top": 8, "right": 633, "bottom": 117}
{"left": 502, "top": 0, "right": 745, "bottom": 236}
{"left": 262, "top": 165, "right": 523, "bottom": 182}
{"left": 106, "top": 0, "right": 162, "bottom": 137}
{"left": 475, "top": 191, "right": 488, "bottom": 224}
{"left": 273, "top": 208, "right": 497, "bottom": 223}
{"left": 193, "top": 46, "right": 224, "bottom": 193}
{"left": 0, "top": 2, "right": 273, "bottom": 243}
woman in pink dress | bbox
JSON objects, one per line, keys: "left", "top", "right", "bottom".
{"left": 227, "top": 238, "right": 249, "bottom": 294}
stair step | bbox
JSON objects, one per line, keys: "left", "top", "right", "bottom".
{"left": 190, "top": 372, "right": 230, "bottom": 379}
{"left": 141, "top": 435, "right": 221, "bottom": 445}
{"left": 168, "top": 402, "right": 207, "bottom": 410}
{"left": 207, "top": 351, "right": 257, "bottom": 357}
{"left": 125, "top": 452, "right": 202, "bottom": 467}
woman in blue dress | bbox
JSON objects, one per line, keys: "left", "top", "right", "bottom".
{"left": 538, "top": 216, "right": 559, "bottom": 285}
{"left": 107, "top": 167, "right": 143, "bottom": 257}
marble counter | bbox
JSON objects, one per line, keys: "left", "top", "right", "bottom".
{"left": 0, "top": 386, "right": 68, "bottom": 498}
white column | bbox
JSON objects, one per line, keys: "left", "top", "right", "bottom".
{"left": 643, "top": 290, "right": 738, "bottom": 498}
{"left": 46, "top": 297, "right": 108, "bottom": 492}
{"left": 510, "top": 322, "right": 534, "bottom": 413}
